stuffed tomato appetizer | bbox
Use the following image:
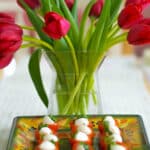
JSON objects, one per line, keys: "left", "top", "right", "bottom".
{"left": 70, "top": 117, "right": 94, "bottom": 150}
{"left": 70, "top": 118, "right": 94, "bottom": 139}
{"left": 99, "top": 116, "right": 127, "bottom": 150}
{"left": 35, "top": 116, "right": 59, "bottom": 150}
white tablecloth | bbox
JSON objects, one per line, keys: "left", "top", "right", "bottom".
{"left": 0, "top": 55, "right": 150, "bottom": 149}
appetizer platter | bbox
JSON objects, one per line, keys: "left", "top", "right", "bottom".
{"left": 7, "top": 115, "right": 149, "bottom": 150}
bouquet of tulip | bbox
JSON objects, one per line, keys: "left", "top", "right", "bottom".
{"left": 0, "top": 0, "right": 150, "bottom": 114}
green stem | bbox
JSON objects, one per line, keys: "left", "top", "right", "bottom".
{"left": 108, "top": 24, "right": 120, "bottom": 38}
{"left": 78, "top": 0, "right": 96, "bottom": 50}
{"left": 20, "top": 25, "right": 35, "bottom": 31}
{"left": 91, "top": 32, "right": 127, "bottom": 73}
{"left": 62, "top": 72, "right": 86, "bottom": 114}
{"left": 64, "top": 36, "right": 79, "bottom": 78}
{"left": 23, "top": 35, "right": 54, "bottom": 51}
{"left": 83, "top": 18, "right": 95, "bottom": 50}
{"left": 106, "top": 32, "right": 128, "bottom": 49}
{"left": 21, "top": 43, "right": 38, "bottom": 49}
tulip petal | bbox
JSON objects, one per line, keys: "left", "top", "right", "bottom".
{"left": 128, "top": 24, "right": 150, "bottom": 45}
{"left": 43, "top": 12, "right": 70, "bottom": 39}
{"left": 0, "top": 54, "right": 13, "bottom": 69}
{"left": 118, "top": 4, "right": 143, "bottom": 29}
{"left": 0, "top": 13, "right": 15, "bottom": 23}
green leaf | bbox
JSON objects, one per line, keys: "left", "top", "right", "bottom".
{"left": 18, "top": 0, "right": 53, "bottom": 44}
{"left": 71, "top": 0, "right": 78, "bottom": 23}
{"left": 78, "top": 0, "right": 96, "bottom": 50}
{"left": 41, "top": 0, "right": 52, "bottom": 14}
{"left": 29, "top": 49, "right": 49, "bottom": 107}
{"left": 109, "top": 0, "right": 122, "bottom": 25}
{"left": 89, "top": 0, "right": 111, "bottom": 51}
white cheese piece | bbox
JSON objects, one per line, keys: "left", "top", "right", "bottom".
{"left": 43, "top": 134, "right": 58, "bottom": 142}
{"left": 108, "top": 125, "right": 120, "bottom": 135}
{"left": 104, "top": 116, "right": 116, "bottom": 126}
{"left": 43, "top": 116, "right": 55, "bottom": 125}
{"left": 76, "top": 144, "right": 85, "bottom": 150}
{"left": 110, "top": 133, "right": 122, "bottom": 143}
{"left": 40, "top": 127, "right": 52, "bottom": 136}
{"left": 77, "top": 125, "right": 92, "bottom": 135}
{"left": 110, "top": 144, "right": 126, "bottom": 150}
{"left": 39, "top": 141, "right": 55, "bottom": 150}
{"left": 75, "top": 118, "right": 89, "bottom": 126}
{"left": 75, "top": 132, "right": 89, "bottom": 142}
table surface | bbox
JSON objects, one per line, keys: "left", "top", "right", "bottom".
{"left": 0, "top": 55, "right": 150, "bottom": 149}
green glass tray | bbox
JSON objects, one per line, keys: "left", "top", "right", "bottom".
{"left": 7, "top": 115, "right": 149, "bottom": 150}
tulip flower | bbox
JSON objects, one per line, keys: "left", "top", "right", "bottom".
{"left": 17, "top": 0, "right": 40, "bottom": 9}
{"left": 0, "top": 54, "right": 13, "bottom": 69}
{"left": 127, "top": 19, "right": 150, "bottom": 45}
{"left": 0, "top": 21, "right": 22, "bottom": 69}
{"left": 0, "top": 13, "right": 14, "bottom": 23}
{"left": 89, "top": 0, "right": 104, "bottom": 17}
{"left": 118, "top": 4, "right": 143, "bottom": 29}
{"left": 0, "top": 22, "right": 23, "bottom": 58}
{"left": 65, "top": 0, "right": 74, "bottom": 10}
{"left": 43, "top": 12, "right": 70, "bottom": 40}
{"left": 125, "top": 0, "right": 150, "bottom": 9}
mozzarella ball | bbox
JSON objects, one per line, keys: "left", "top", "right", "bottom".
{"left": 108, "top": 125, "right": 120, "bottom": 135}
{"left": 75, "top": 132, "right": 89, "bottom": 142}
{"left": 39, "top": 141, "right": 55, "bottom": 150}
{"left": 110, "top": 144, "right": 126, "bottom": 150}
{"left": 104, "top": 116, "right": 116, "bottom": 126}
{"left": 77, "top": 125, "right": 92, "bottom": 135}
{"left": 40, "top": 127, "right": 52, "bottom": 136}
{"left": 43, "top": 116, "right": 55, "bottom": 125}
{"left": 75, "top": 118, "right": 89, "bottom": 126}
{"left": 43, "top": 134, "right": 58, "bottom": 142}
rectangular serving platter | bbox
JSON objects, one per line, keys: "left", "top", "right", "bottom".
{"left": 7, "top": 115, "right": 150, "bottom": 150}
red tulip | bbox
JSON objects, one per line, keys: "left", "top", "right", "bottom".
{"left": 0, "top": 13, "right": 14, "bottom": 23}
{"left": 89, "top": 0, "right": 104, "bottom": 17}
{"left": 17, "top": 0, "right": 40, "bottom": 9}
{"left": 65, "top": 0, "right": 74, "bottom": 10}
{"left": 118, "top": 4, "right": 143, "bottom": 29}
{"left": 0, "top": 22, "right": 23, "bottom": 56}
{"left": 43, "top": 12, "right": 70, "bottom": 40}
{"left": 0, "top": 54, "right": 13, "bottom": 69}
{"left": 125, "top": 0, "right": 150, "bottom": 9}
{"left": 128, "top": 19, "right": 150, "bottom": 45}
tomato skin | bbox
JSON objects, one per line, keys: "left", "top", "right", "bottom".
{"left": 99, "top": 138, "right": 108, "bottom": 150}
{"left": 48, "top": 124, "right": 59, "bottom": 133}
{"left": 35, "top": 130, "right": 42, "bottom": 144}
{"left": 116, "top": 142, "right": 128, "bottom": 150}
{"left": 34, "top": 146, "right": 40, "bottom": 150}
{"left": 70, "top": 121, "right": 78, "bottom": 133}
{"left": 55, "top": 142, "right": 59, "bottom": 150}
{"left": 98, "top": 123, "right": 106, "bottom": 136}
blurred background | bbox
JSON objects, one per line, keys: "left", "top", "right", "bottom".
{"left": 0, "top": 0, "right": 150, "bottom": 149}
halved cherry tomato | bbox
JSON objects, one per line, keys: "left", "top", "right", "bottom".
{"left": 70, "top": 121, "right": 78, "bottom": 133}
{"left": 99, "top": 138, "right": 108, "bottom": 150}
{"left": 48, "top": 124, "right": 59, "bottom": 133}
{"left": 116, "top": 142, "right": 128, "bottom": 149}
{"left": 35, "top": 130, "right": 42, "bottom": 144}
{"left": 98, "top": 123, "right": 106, "bottom": 136}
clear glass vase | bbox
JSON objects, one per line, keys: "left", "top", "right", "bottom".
{"left": 46, "top": 51, "right": 103, "bottom": 115}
